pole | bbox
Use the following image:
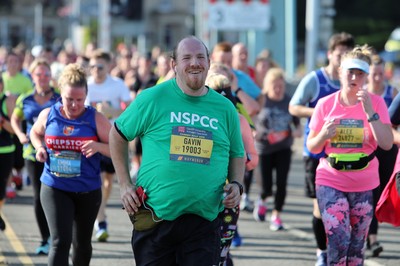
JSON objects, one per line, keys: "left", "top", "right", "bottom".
{"left": 195, "top": 0, "right": 210, "bottom": 49}
{"left": 0, "top": 18, "right": 9, "bottom": 47}
{"left": 98, "top": 0, "right": 111, "bottom": 51}
{"left": 71, "top": 0, "right": 81, "bottom": 51}
{"left": 285, "top": 0, "right": 296, "bottom": 79}
{"left": 305, "top": 0, "right": 320, "bottom": 73}
{"left": 34, "top": 3, "right": 43, "bottom": 46}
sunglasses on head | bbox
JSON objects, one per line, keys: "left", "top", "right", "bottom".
{"left": 90, "top": 64, "right": 105, "bottom": 70}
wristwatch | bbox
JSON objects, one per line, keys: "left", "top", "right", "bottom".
{"left": 231, "top": 181, "right": 243, "bottom": 195}
{"left": 368, "top": 113, "right": 380, "bottom": 122}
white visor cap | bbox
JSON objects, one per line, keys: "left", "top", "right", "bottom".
{"left": 340, "top": 58, "right": 369, "bottom": 74}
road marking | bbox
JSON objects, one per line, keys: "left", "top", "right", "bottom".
{"left": 2, "top": 214, "right": 34, "bottom": 265}
{"left": 0, "top": 251, "right": 6, "bottom": 265}
{"left": 365, "top": 260, "right": 385, "bottom": 266}
{"left": 285, "top": 224, "right": 313, "bottom": 241}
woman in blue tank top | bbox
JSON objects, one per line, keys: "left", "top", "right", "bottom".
{"left": 10, "top": 58, "right": 60, "bottom": 254}
{"left": 30, "top": 64, "right": 111, "bottom": 266}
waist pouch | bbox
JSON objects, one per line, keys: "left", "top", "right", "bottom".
{"left": 326, "top": 152, "right": 375, "bottom": 171}
{"left": 128, "top": 206, "right": 163, "bottom": 231}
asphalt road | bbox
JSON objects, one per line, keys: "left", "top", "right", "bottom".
{"left": 1, "top": 139, "right": 399, "bottom": 266}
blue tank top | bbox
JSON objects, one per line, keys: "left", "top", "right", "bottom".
{"left": 41, "top": 101, "right": 102, "bottom": 192}
{"left": 382, "top": 84, "right": 395, "bottom": 107}
{"left": 304, "top": 68, "right": 340, "bottom": 158}
{"left": 17, "top": 89, "right": 60, "bottom": 160}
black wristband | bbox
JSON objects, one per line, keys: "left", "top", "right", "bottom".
{"left": 231, "top": 181, "right": 243, "bottom": 195}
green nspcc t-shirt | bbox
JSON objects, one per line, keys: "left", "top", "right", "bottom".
{"left": 115, "top": 79, "right": 244, "bottom": 221}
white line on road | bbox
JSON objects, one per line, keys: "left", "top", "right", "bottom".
{"left": 2, "top": 213, "right": 34, "bottom": 265}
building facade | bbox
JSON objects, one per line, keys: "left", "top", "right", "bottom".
{"left": 0, "top": 0, "right": 195, "bottom": 53}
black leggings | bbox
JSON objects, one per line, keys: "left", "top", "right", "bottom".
{"left": 25, "top": 160, "right": 50, "bottom": 243}
{"left": 41, "top": 184, "right": 102, "bottom": 266}
{"left": 12, "top": 136, "right": 24, "bottom": 169}
{"left": 243, "top": 170, "right": 253, "bottom": 195}
{"left": 0, "top": 152, "right": 14, "bottom": 200}
{"left": 258, "top": 148, "right": 292, "bottom": 212}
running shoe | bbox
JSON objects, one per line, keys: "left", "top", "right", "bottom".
{"left": 225, "top": 252, "right": 234, "bottom": 266}
{"left": 253, "top": 202, "right": 267, "bottom": 222}
{"left": 12, "top": 175, "right": 23, "bottom": 190}
{"left": 240, "top": 194, "right": 253, "bottom": 212}
{"left": 315, "top": 251, "right": 327, "bottom": 266}
{"left": 370, "top": 242, "right": 383, "bottom": 257}
{"left": 269, "top": 216, "right": 284, "bottom": 231}
{"left": 6, "top": 186, "right": 16, "bottom": 199}
{"left": 96, "top": 221, "right": 109, "bottom": 242}
{"left": 0, "top": 215, "right": 5, "bottom": 231}
{"left": 36, "top": 240, "right": 50, "bottom": 255}
{"left": 231, "top": 231, "right": 242, "bottom": 247}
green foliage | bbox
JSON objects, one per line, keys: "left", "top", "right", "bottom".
{"left": 334, "top": 0, "right": 400, "bottom": 51}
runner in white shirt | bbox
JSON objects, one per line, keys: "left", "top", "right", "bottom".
{"left": 86, "top": 49, "right": 131, "bottom": 242}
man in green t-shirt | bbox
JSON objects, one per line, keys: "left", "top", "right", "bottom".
{"left": 110, "top": 36, "right": 245, "bottom": 266}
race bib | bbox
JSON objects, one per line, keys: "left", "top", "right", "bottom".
{"left": 49, "top": 150, "right": 82, "bottom": 177}
{"left": 170, "top": 126, "right": 213, "bottom": 165}
{"left": 331, "top": 119, "right": 364, "bottom": 148}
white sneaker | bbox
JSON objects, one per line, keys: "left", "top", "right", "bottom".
{"left": 240, "top": 194, "right": 253, "bottom": 212}
{"left": 315, "top": 251, "right": 327, "bottom": 266}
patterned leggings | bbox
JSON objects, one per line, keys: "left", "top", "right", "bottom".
{"left": 316, "top": 185, "right": 373, "bottom": 266}
{"left": 219, "top": 206, "right": 240, "bottom": 265}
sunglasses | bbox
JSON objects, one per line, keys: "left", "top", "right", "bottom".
{"left": 90, "top": 64, "right": 105, "bottom": 70}
{"left": 34, "top": 72, "right": 51, "bottom": 78}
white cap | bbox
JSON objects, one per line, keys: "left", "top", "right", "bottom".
{"left": 340, "top": 58, "right": 369, "bottom": 74}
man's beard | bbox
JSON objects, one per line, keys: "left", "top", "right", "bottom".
{"left": 186, "top": 75, "right": 204, "bottom": 91}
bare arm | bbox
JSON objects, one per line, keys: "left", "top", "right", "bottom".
{"left": 231, "top": 74, "right": 260, "bottom": 116}
{"left": 392, "top": 86, "right": 399, "bottom": 99}
{"left": 96, "top": 101, "right": 130, "bottom": 119}
{"left": 223, "top": 156, "right": 245, "bottom": 208}
{"left": 288, "top": 104, "right": 314, "bottom": 118}
{"left": 368, "top": 120, "right": 393, "bottom": 150}
{"left": 109, "top": 126, "right": 141, "bottom": 214}
{"left": 239, "top": 115, "right": 258, "bottom": 171}
{"left": 11, "top": 111, "right": 28, "bottom": 144}
{"left": 306, "top": 119, "right": 336, "bottom": 154}
{"left": 235, "top": 89, "right": 260, "bottom": 116}
{"left": 358, "top": 90, "right": 393, "bottom": 150}
{"left": 81, "top": 112, "right": 111, "bottom": 158}
{"left": 30, "top": 108, "right": 50, "bottom": 163}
